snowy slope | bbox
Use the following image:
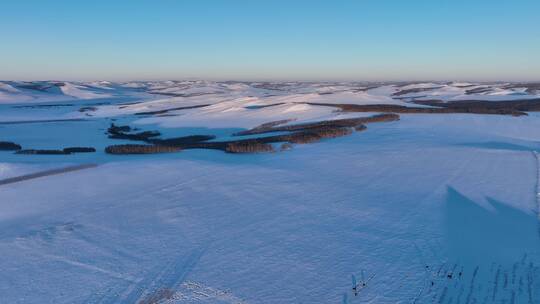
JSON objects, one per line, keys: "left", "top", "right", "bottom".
{"left": 0, "top": 81, "right": 113, "bottom": 103}
{"left": 392, "top": 82, "right": 540, "bottom": 102}
{"left": 58, "top": 82, "right": 110, "bottom": 99}
{"left": 2, "top": 80, "right": 539, "bottom": 105}
{"left": 1, "top": 114, "right": 540, "bottom": 303}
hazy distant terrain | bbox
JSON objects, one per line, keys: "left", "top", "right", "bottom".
{"left": 1, "top": 80, "right": 540, "bottom": 303}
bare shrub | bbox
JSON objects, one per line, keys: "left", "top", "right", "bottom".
{"left": 105, "top": 144, "right": 181, "bottom": 154}
{"left": 225, "top": 141, "right": 274, "bottom": 153}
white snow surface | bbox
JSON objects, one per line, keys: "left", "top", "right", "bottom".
{"left": 1, "top": 81, "right": 540, "bottom": 303}
{"left": 58, "top": 82, "right": 110, "bottom": 99}
{"left": 0, "top": 163, "right": 59, "bottom": 179}
{"left": 0, "top": 81, "right": 111, "bottom": 103}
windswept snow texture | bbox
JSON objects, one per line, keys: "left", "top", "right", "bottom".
{"left": 1, "top": 80, "right": 539, "bottom": 106}
{"left": 1, "top": 81, "right": 540, "bottom": 303}
{"left": 0, "top": 81, "right": 114, "bottom": 103}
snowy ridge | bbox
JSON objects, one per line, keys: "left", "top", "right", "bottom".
{"left": 58, "top": 82, "right": 110, "bottom": 99}
{"left": 0, "top": 81, "right": 112, "bottom": 103}
{"left": 80, "top": 81, "right": 540, "bottom": 129}
{"left": 1, "top": 80, "right": 539, "bottom": 105}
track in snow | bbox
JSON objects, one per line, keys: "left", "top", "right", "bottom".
{"left": 0, "top": 163, "right": 98, "bottom": 186}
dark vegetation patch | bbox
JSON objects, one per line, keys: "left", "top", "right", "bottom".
{"left": 108, "top": 123, "right": 132, "bottom": 133}
{"left": 416, "top": 99, "right": 540, "bottom": 114}
{"left": 155, "top": 126, "right": 355, "bottom": 152}
{"left": 244, "top": 103, "right": 285, "bottom": 110}
{"left": 105, "top": 144, "right": 181, "bottom": 154}
{"left": 104, "top": 114, "right": 394, "bottom": 154}
{"left": 133, "top": 104, "right": 210, "bottom": 116}
{"left": 79, "top": 106, "right": 97, "bottom": 113}
{"left": 284, "top": 127, "right": 353, "bottom": 144}
{"left": 225, "top": 141, "right": 275, "bottom": 153}
{"left": 109, "top": 130, "right": 161, "bottom": 141}
{"left": 147, "top": 91, "right": 221, "bottom": 98}
{"left": 465, "top": 87, "right": 493, "bottom": 95}
{"left": 105, "top": 123, "right": 218, "bottom": 154}
{"left": 149, "top": 135, "right": 216, "bottom": 146}
{"left": 305, "top": 99, "right": 540, "bottom": 116}
{"left": 107, "top": 123, "right": 161, "bottom": 141}
{"left": 152, "top": 114, "right": 179, "bottom": 117}
{"left": 234, "top": 114, "right": 399, "bottom": 136}
{"left": 16, "top": 149, "right": 68, "bottom": 155}
{"left": 107, "top": 124, "right": 216, "bottom": 146}
{"left": 15, "top": 147, "right": 96, "bottom": 155}
{"left": 118, "top": 101, "right": 145, "bottom": 108}
{"left": 453, "top": 84, "right": 477, "bottom": 88}
{"left": 392, "top": 95, "right": 429, "bottom": 100}
{"left": 0, "top": 141, "right": 22, "bottom": 151}
{"left": 63, "top": 147, "right": 96, "bottom": 153}
{"left": 392, "top": 86, "right": 444, "bottom": 96}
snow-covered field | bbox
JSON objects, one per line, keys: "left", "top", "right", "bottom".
{"left": 1, "top": 81, "right": 540, "bottom": 303}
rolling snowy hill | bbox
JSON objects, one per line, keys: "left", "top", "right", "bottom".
{"left": 1, "top": 80, "right": 540, "bottom": 303}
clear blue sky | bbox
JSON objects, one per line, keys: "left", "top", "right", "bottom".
{"left": 1, "top": 0, "right": 539, "bottom": 82}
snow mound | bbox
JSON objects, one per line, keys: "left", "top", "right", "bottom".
{"left": 0, "top": 82, "right": 20, "bottom": 93}
{"left": 0, "top": 81, "right": 113, "bottom": 103}
{"left": 58, "top": 82, "right": 110, "bottom": 99}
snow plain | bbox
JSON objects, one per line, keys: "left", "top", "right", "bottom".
{"left": 1, "top": 81, "right": 540, "bottom": 303}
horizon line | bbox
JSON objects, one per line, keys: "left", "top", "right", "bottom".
{"left": 2, "top": 78, "right": 540, "bottom": 84}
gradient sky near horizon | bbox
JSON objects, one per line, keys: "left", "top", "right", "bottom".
{"left": 1, "top": 0, "right": 539, "bottom": 82}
